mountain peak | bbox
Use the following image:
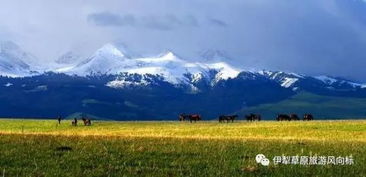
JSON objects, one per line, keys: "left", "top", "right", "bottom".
{"left": 95, "top": 43, "right": 126, "bottom": 58}
{"left": 158, "top": 51, "right": 180, "bottom": 61}
{"left": 0, "top": 41, "right": 33, "bottom": 77}
{"left": 206, "top": 62, "right": 241, "bottom": 81}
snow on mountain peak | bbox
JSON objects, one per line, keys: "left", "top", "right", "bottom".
{"left": 314, "top": 75, "right": 365, "bottom": 89}
{"left": 137, "top": 51, "right": 181, "bottom": 63}
{"left": 257, "top": 70, "right": 302, "bottom": 88}
{"left": 57, "top": 43, "right": 134, "bottom": 75}
{"left": 281, "top": 78, "right": 299, "bottom": 88}
{"left": 0, "top": 41, "right": 30, "bottom": 68}
{"left": 127, "top": 52, "right": 209, "bottom": 84}
{"left": 0, "top": 41, "right": 34, "bottom": 77}
{"left": 315, "top": 75, "right": 338, "bottom": 84}
{"left": 2, "top": 41, "right": 366, "bottom": 92}
{"left": 95, "top": 43, "right": 126, "bottom": 58}
{"left": 160, "top": 51, "right": 177, "bottom": 60}
{"left": 56, "top": 43, "right": 245, "bottom": 86}
{"left": 206, "top": 62, "right": 240, "bottom": 80}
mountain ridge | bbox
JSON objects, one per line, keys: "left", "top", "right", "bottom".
{"left": 0, "top": 42, "right": 366, "bottom": 119}
{"left": 0, "top": 41, "right": 365, "bottom": 91}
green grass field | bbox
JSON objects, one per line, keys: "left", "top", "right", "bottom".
{"left": 0, "top": 119, "right": 365, "bottom": 177}
{"left": 239, "top": 92, "right": 366, "bottom": 119}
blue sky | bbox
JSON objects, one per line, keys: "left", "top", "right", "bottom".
{"left": 1, "top": 0, "right": 366, "bottom": 81}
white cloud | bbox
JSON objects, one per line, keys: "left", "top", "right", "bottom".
{"left": 1, "top": 0, "right": 366, "bottom": 81}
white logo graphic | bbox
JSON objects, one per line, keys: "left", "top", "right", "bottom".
{"left": 256, "top": 154, "right": 265, "bottom": 163}
{"left": 256, "top": 154, "right": 270, "bottom": 166}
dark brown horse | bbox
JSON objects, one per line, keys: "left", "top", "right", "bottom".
{"left": 219, "top": 115, "right": 238, "bottom": 123}
{"left": 189, "top": 114, "right": 201, "bottom": 123}
{"left": 245, "top": 114, "right": 261, "bottom": 121}
{"left": 71, "top": 118, "right": 78, "bottom": 126}
{"left": 290, "top": 114, "right": 300, "bottom": 121}
{"left": 179, "top": 114, "right": 190, "bottom": 121}
{"left": 57, "top": 116, "right": 62, "bottom": 124}
{"left": 276, "top": 114, "right": 290, "bottom": 121}
{"left": 303, "top": 114, "right": 314, "bottom": 121}
{"left": 82, "top": 118, "right": 91, "bottom": 126}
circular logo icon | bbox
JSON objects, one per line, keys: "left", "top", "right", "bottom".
{"left": 261, "top": 158, "right": 270, "bottom": 166}
{"left": 256, "top": 154, "right": 266, "bottom": 163}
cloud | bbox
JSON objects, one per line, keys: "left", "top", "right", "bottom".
{"left": 1, "top": 0, "right": 366, "bottom": 81}
{"left": 208, "top": 18, "right": 227, "bottom": 27}
{"left": 88, "top": 12, "right": 199, "bottom": 30}
{"left": 141, "top": 15, "right": 176, "bottom": 30}
{"left": 87, "top": 12, "right": 135, "bottom": 27}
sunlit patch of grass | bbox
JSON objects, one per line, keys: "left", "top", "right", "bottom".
{"left": 0, "top": 119, "right": 365, "bottom": 142}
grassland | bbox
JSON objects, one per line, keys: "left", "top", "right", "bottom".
{"left": 239, "top": 92, "right": 366, "bottom": 119}
{"left": 0, "top": 119, "right": 365, "bottom": 177}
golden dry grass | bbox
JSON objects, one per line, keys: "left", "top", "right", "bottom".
{"left": 0, "top": 119, "right": 365, "bottom": 142}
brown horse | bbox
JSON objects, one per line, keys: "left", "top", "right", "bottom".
{"left": 57, "top": 116, "right": 62, "bottom": 124}
{"left": 71, "top": 118, "right": 78, "bottom": 126}
{"left": 303, "top": 114, "right": 314, "bottom": 121}
{"left": 245, "top": 114, "right": 261, "bottom": 121}
{"left": 82, "top": 118, "right": 91, "bottom": 126}
{"left": 219, "top": 115, "right": 238, "bottom": 123}
{"left": 290, "top": 114, "right": 300, "bottom": 121}
{"left": 179, "top": 114, "right": 190, "bottom": 121}
{"left": 189, "top": 114, "right": 201, "bottom": 123}
{"left": 276, "top": 114, "right": 290, "bottom": 121}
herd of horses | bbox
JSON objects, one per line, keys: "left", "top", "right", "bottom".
{"left": 57, "top": 116, "right": 92, "bottom": 126}
{"left": 179, "top": 113, "right": 314, "bottom": 123}
{"left": 57, "top": 113, "right": 314, "bottom": 125}
{"left": 179, "top": 114, "right": 202, "bottom": 122}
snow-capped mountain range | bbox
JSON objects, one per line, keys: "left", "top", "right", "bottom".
{"left": 55, "top": 44, "right": 241, "bottom": 87}
{"left": 0, "top": 41, "right": 365, "bottom": 91}
{"left": 2, "top": 41, "right": 366, "bottom": 119}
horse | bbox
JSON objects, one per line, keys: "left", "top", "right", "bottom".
{"left": 189, "top": 114, "right": 201, "bottom": 123}
{"left": 179, "top": 114, "right": 190, "bottom": 121}
{"left": 219, "top": 115, "right": 238, "bottom": 123}
{"left": 303, "top": 114, "right": 314, "bottom": 121}
{"left": 71, "top": 118, "right": 78, "bottom": 126}
{"left": 82, "top": 117, "right": 91, "bottom": 126}
{"left": 57, "top": 116, "right": 62, "bottom": 124}
{"left": 276, "top": 114, "right": 290, "bottom": 121}
{"left": 290, "top": 114, "right": 300, "bottom": 121}
{"left": 245, "top": 114, "right": 261, "bottom": 121}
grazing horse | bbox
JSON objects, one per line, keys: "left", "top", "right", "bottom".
{"left": 71, "top": 118, "right": 78, "bottom": 126}
{"left": 219, "top": 115, "right": 238, "bottom": 123}
{"left": 303, "top": 114, "right": 314, "bottom": 121}
{"left": 57, "top": 116, "right": 62, "bottom": 124}
{"left": 245, "top": 114, "right": 261, "bottom": 121}
{"left": 82, "top": 118, "right": 91, "bottom": 126}
{"left": 290, "top": 114, "right": 300, "bottom": 121}
{"left": 189, "top": 114, "right": 201, "bottom": 123}
{"left": 179, "top": 114, "right": 190, "bottom": 121}
{"left": 276, "top": 114, "right": 290, "bottom": 121}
